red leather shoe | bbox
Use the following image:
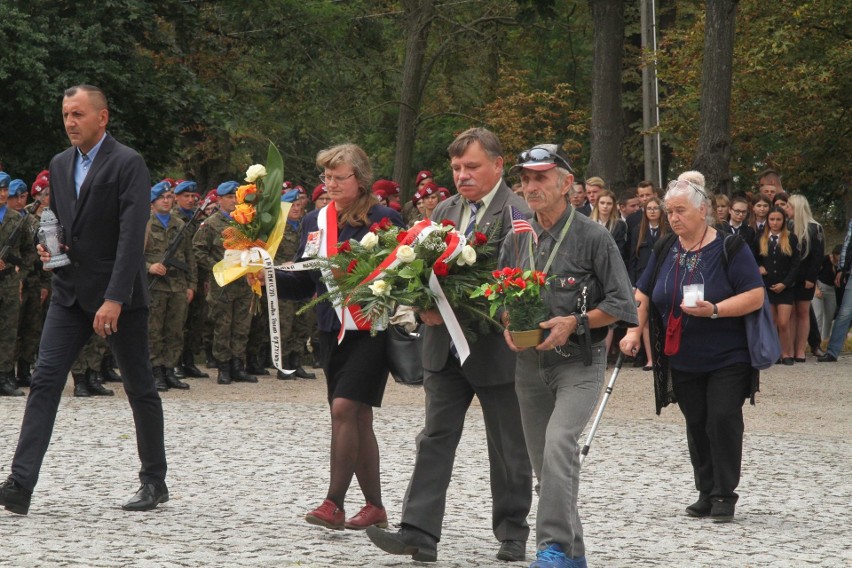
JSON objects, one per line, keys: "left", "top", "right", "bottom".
{"left": 345, "top": 502, "right": 388, "bottom": 530}
{"left": 305, "top": 499, "right": 345, "bottom": 530}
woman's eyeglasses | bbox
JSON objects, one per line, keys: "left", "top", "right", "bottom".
{"left": 319, "top": 173, "right": 356, "bottom": 185}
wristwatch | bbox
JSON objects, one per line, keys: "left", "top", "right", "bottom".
{"left": 710, "top": 304, "right": 719, "bottom": 319}
{"left": 571, "top": 313, "right": 586, "bottom": 335}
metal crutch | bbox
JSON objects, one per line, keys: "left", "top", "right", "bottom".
{"left": 579, "top": 351, "right": 625, "bottom": 465}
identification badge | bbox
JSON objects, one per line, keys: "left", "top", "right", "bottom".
{"left": 304, "top": 230, "right": 322, "bottom": 257}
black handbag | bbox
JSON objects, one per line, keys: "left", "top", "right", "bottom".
{"left": 386, "top": 324, "right": 424, "bottom": 385}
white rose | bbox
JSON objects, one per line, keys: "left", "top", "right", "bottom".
{"left": 396, "top": 245, "right": 416, "bottom": 263}
{"left": 458, "top": 245, "right": 476, "bottom": 266}
{"left": 360, "top": 232, "right": 379, "bottom": 250}
{"left": 245, "top": 164, "right": 267, "bottom": 183}
{"left": 368, "top": 279, "right": 391, "bottom": 296}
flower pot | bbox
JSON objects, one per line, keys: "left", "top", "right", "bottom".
{"left": 509, "top": 328, "right": 543, "bottom": 348}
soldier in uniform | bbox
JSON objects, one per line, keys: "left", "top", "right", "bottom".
{"left": 192, "top": 181, "right": 255, "bottom": 385}
{"left": 146, "top": 181, "right": 194, "bottom": 391}
{"left": 15, "top": 172, "right": 53, "bottom": 387}
{"left": 201, "top": 189, "right": 218, "bottom": 368}
{"left": 0, "top": 174, "right": 31, "bottom": 396}
{"left": 70, "top": 335, "right": 115, "bottom": 397}
{"left": 172, "top": 179, "right": 209, "bottom": 378}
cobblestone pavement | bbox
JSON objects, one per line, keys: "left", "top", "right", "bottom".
{"left": 1, "top": 356, "right": 849, "bottom": 567}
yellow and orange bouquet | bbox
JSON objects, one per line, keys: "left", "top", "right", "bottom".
{"left": 213, "top": 142, "right": 289, "bottom": 293}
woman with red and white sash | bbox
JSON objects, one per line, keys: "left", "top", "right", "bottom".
{"left": 276, "top": 144, "right": 404, "bottom": 532}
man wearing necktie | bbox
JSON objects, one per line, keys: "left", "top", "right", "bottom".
{"left": 368, "top": 128, "right": 533, "bottom": 563}
{"left": 0, "top": 85, "right": 168, "bottom": 516}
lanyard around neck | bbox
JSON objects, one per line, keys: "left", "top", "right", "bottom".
{"left": 529, "top": 207, "right": 576, "bottom": 274}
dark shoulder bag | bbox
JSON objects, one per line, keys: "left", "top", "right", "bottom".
{"left": 386, "top": 324, "right": 424, "bottom": 386}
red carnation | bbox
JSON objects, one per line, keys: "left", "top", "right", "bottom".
{"left": 440, "top": 219, "right": 455, "bottom": 227}
{"left": 338, "top": 241, "right": 351, "bottom": 253}
{"left": 347, "top": 259, "right": 358, "bottom": 273}
{"left": 369, "top": 223, "right": 381, "bottom": 233}
{"left": 379, "top": 217, "right": 393, "bottom": 230}
{"left": 433, "top": 262, "right": 449, "bottom": 277}
{"left": 501, "top": 267, "right": 515, "bottom": 278}
{"left": 484, "top": 288, "right": 493, "bottom": 297}
{"left": 492, "top": 270, "right": 501, "bottom": 279}
{"left": 515, "top": 278, "right": 527, "bottom": 289}
{"left": 473, "top": 231, "right": 487, "bottom": 246}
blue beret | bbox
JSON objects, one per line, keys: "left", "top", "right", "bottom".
{"left": 217, "top": 181, "right": 239, "bottom": 196}
{"left": 281, "top": 189, "right": 300, "bottom": 203}
{"left": 0, "top": 172, "right": 10, "bottom": 189}
{"left": 9, "top": 179, "right": 28, "bottom": 197}
{"left": 174, "top": 180, "right": 198, "bottom": 194}
{"left": 150, "top": 181, "right": 172, "bottom": 202}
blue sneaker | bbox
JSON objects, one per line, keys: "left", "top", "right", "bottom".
{"left": 530, "top": 544, "right": 569, "bottom": 568}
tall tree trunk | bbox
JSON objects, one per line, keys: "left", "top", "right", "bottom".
{"left": 392, "top": 0, "right": 435, "bottom": 200}
{"left": 587, "top": 0, "right": 627, "bottom": 191}
{"left": 692, "top": 0, "right": 738, "bottom": 195}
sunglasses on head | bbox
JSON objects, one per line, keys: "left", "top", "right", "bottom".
{"left": 517, "top": 147, "right": 573, "bottom": 172}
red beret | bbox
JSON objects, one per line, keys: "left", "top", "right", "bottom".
{"left": 372, "top": 179, "right": 400, "bottom": 198}
{"left": 31, "top": 170, "right": 50, "bottom": 196}
{"left": 205, "top": 189, "right": 219, "bottom": 203}
{"left": 311, "top": 183, "right": 327, "bottom": 202}
{"left": 415, "top": 170, "right": 433, "bottom": 184}
{"left": 413, "top": 182, "right": 439, "bottom": 204}
{"left": 438, "top": 186, "right": 451, "bottom": 199}
{"left": 161, "top": 178, "right": 177, "bottom": 188}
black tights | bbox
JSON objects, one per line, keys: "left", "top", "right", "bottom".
{"left": 326, "top": 397, "right": 383, "bottom": 511}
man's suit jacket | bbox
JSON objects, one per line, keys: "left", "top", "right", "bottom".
{"left": 48, "top": 133, "right": 151, "bottom": 313}
{"left": 421, "top": 180, "right": 529, "bottom": 386}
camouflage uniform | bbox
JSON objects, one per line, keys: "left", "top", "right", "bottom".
{"left": 0, "top": 207, "right": 31, "bottom": 395}
{"left": 146, "top": 211, "right": 197, "bottom": 373}
{"left": 192, "top": 211, "right": 253, "bottom": 377}
{"left": 15, "top": 210, "right": 51, "bottom": 385}
{"left": 173, "top": 205, "right": 208, "bottom": 372}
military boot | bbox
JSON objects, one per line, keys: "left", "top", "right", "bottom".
{"left": 165, "top": 367, "right": 190, "bottom": 390}
{"left": 72, "top": 373, "right": 90, "bottom": 397}
{"left": 16, "top": 359, "right": 32, "bottom": 388}
{"left": 216, "top": 361, "right": 232, "bottom": 385}
{"left": 230, "top": 358, "right": 257, "bottom": 383}
{"left": 100, "top": 354, "right": 122, "bottom": 383}
{"left": 245, "top": 353, "right": 268, "bottom": 376}
{"left": 291, "top": 353, "right": 316, "bottom": 380}
{"left": 86, "top": 369, "right": 115, "bottom": 396}
{"left": 0, "top": 371, "right": 24, "bottom": 396}
{"left": 152, "top": 365, "right": 169, "bottom": 392}
{"left": 181, "top": 350, "right": 209, "bottom": 378}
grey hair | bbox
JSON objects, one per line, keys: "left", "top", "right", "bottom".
{"left": 665, "top": 175, "right": 710, "bottom": 219}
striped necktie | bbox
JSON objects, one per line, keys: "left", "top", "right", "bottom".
{"left": 465, "top": 201, "right": 481, "bottom": 236}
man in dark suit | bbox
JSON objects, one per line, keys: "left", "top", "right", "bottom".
{"left": 0, "top": 85, "right": 168, "bottom": 516}
{"left": 367, "top": 128, "right": 532, "bottom": 563}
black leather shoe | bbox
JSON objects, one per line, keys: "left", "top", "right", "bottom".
{"left": 181, "top": 351, "right": 209, "bottom": 378}
{"left": 121, "top": 482, "right": 169, "bottom": 511}
{"left": 289, "top": 354, "right": 316, "bottom": 379}
{"left": 245, "top": 356, "right": 268, "bottom": 376}
{"left": 152, "top": 366, "right": 169, "bottom": 392}
{"left": 230, "top": 358, "right": 257, "bottom": 383}
{"left": 165, "top": 368, "right": 190, "bottom": 390}
{"left": 0, "top": 372, "right": 24, "bottom": 396}
{"left": 818, "top": 353, "right": 837, "bottom": 362}
{"left": 86, "top": 370, "right": 115, "bottom": 396}
{"left": 781, "top": 357, "right": 794, "bottom": 366}
{"left": 0, "top": 476, "right": 32, "bottom": 515}
{"left": 709, "top": 498, "right": 735, "bottom": 523}
{"left": 100, "top": 355, "right": 123, "bottom": 382}
{"left": 496, "top": 540, "right": 526, "bottom": 561}
{"left": 686, "top": 497, "right": 713, "bottom": 517}
{"left": 72, "top": 373, "right": 90, "bottom": 397}
{"left": 366, "top": 525, "right": 438, "bottom": 562}
{"left": 277, "top": 369, "right": 296, "bottom": 380}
